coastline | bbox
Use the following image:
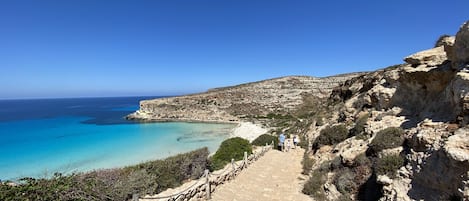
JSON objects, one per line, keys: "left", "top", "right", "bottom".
{"left": 230, "top": 122, "right": 268, "bottom": 142}
{"left": 127, "top": 109, "right": 269, "bottom": 142}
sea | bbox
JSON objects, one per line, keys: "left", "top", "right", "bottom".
{"left": 0, "top": 96, "right": 235, "bottom": 181}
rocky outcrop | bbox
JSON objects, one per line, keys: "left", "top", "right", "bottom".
{"left": 452, "top": 21, "right": 469, "bottom": 69}
{"left": 127, "top": 74, "right": 362, "bottom": 122}
{"left": 404, "top": 46, "right": 448, "bottom": 67}
{"left": 303, "top": 21, "right": 469, "bottom": 201}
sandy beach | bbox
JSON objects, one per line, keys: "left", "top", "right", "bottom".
{"left": 230, "top": 122, "right": 268, "bottom": 142}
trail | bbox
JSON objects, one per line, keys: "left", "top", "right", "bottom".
{"left": 210, "top": 148, "right": 312, "bottom": 201}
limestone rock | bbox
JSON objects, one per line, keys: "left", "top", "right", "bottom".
{"left": 444, "top": 128, "right": 469, "bottom": 162}
{"left": 339, "top": 139, "right": 368, "bottom": 166}
{"left": 449, "top": 72, "right": 469, "bottom": 125}
{"left": 367, "top": 83, "right": 396, "bottom": 110}
{"left": 452, "top": 21, "right": 469, "bottom": 69}
{"left": 128, "top": 75, "right": 363, "bottom": 122}
{"left": 404, "top": 46, "right": 447, "bottom": 67}
{"left": 409, "top": 120, "right": 450, "bottom": 152}
{"left": 377, "top": 175, "right": 393, "bottom": 186}
{"left": 435, "top": 35, "right": 455, "bottom": 48}
{"left": 438, "top": 35, "right": 456, "bottom": 61}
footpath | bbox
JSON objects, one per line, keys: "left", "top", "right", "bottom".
{"left": 210, "top": 148, "right": 312, "bottom": 201}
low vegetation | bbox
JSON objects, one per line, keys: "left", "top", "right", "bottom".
{"left": 302, "top": 169, "right": 327, "bottom": 200}
{"left": 350, "top": 113, "right": 369, "bottom": 139}
{"left": 368, "top": 127, "right": 404, "bottom": 155}
{"left": 334, "top": 168, "right": 357, "bottom": 195}
{"left": 313, "top": 124, "right": 348, "bottom": 150}
{"left": 301, "top": 152, "right": 315, "bottom": 175}
{"left": 209, "top": 137, "right": 252, "bottom": 171}
{"left": 251, "top": 134, "right": 278, "bottom": 147}
{"left": 374, "top": 153, "right": 405, "bottom": 178}
{"left": 0, "top": 148, "right": 210, "bottom": 201}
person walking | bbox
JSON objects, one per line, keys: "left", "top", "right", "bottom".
{"left": 279, "top": 133, "right": 285, "bottom": 152}
{"left": 293, "top": 135, "right": 299, "bottom": 149}
{"left": 285, "top": 138, "right": 291, "bottom": 152}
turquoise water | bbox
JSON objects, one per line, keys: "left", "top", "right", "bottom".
{"left": 0, "top": 97, "right": 235, "bottom": 181}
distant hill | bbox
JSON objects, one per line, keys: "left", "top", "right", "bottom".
{"left": 127, "top": 73, "right": 363, "bottom": 122}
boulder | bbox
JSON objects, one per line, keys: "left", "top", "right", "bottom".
{"left": 339, "top": 139, "right": 368, "bottom": 166}
{"left": 435, "top": 35, "right": 455, "bottom": 48}
{"left": 409, "top": 121, "right": 450, "bottom": 152}
{"left": 404, "top": 46, "right": 448, "bottom": 66}
{"left": 444, "top": 128, "right": 469, "bottom": 162}
{"left": 452, "top": 21, "right": 469, "bottom": 69}
{"left": 438, "top": 35, "right": 456, "bottom": 60}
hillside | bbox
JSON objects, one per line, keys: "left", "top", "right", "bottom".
{"left": 300, "top": 21, "right": 469, "bottom": 200}
{"left": 128, "top": 21, "right": 469, "bottom": 201}
{"left": 127, "top": 73, "right": 363, "bottom": 123}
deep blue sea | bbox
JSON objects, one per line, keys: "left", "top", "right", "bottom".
{"left": 0, "top": 97, "right": 234, "bottom": 181}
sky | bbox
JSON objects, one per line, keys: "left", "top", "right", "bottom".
{"left": 1, "top": 0, "right": 468, "bottom": 99}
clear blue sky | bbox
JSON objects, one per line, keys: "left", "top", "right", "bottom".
{"left": 1, "top": 0, "right": 468, "bottom": 99}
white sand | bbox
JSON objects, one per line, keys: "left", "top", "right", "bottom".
{"left": 230, "top": 122, "right": 268, "bottom": 142}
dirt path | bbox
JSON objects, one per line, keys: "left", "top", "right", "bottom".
{"left": 210, "top": 148, "right": 312, "bottom": 201}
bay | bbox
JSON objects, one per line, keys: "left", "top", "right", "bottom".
{"left": 0, "top": 97, "right": 234, "bottom": 181}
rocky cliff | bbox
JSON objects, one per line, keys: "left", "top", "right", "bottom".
{"left": 127, "top": 74, "right": 362, "bottom": 122}
{"left": 301, "top": 21, "right": 469, "bottom": 201}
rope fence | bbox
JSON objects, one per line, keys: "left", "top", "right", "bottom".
{"left": 135, "top": 141, "right": 274, "bottom": 201}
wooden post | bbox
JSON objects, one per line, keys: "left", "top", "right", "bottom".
{"left": 244, "top": 151, "right": 247, "bottom": 167}
{"left": 231, "top": 158, "right": 235, "bottom": 177}
{"left": 132, "top": 193, "right": 138, "bottom": 201}
{"left": 205, "top": 169, "right": 211, "bottom": 200}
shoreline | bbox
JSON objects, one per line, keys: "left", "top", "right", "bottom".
{"left": 2, "top": 119, "right": 266, "bottom": 182}
{"left": 230, "top": 122, "right": 268, "bottom": 142}
{"left": 126, "top": 110, "right": 269, "bottom": 142}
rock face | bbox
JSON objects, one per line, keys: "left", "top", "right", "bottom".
{"left": 404, "top": 46, "right": 448, "bottom": 67}
{"left": 127, "top": 74, "right": 362, "bottom": 122}
{"left": 452, "top": 21, "right": 469, "bottom": 69}
{"left": 303, "top": 21, "right": 469, "bottom": 201}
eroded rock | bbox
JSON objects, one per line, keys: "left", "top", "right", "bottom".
{"left": 452, "top": 21, "right": 469, "bottom": 69}
{"left": 404, "top": 46, "right": 448, "bottom": 67}
{"left": 444, "top": 128, "right": 469, "bottom": 162}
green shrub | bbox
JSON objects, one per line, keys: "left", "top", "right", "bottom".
{"left": 318, "top": 160, "right": 332, "bottom": 172}
{"left": 297, "top": 134, "right": 309, "bottom": 149}
{"left": 301, "top": 152, "right": 315, "bottom": 175}
{"left": 0, "top": 148, "right": 210, "bottom": 201}
{"left": 374, "top": 153, "right": 405, "bottom": 178}
{"left": 337, "top": 194, "right": 353, "bottom": 201}
{"left": 133, "top": 147, "right": 209, "bottom": 191}
{"left": 353, "top": 153, "right": 371, "bottom": 167}
{"left": 334, "top": 168, "right": 357, "bottom": 195}
{"left": 313, "top": 124, "right": 348, "bottom": 149}
{"left": 368, "top": 127, "right": 404, "bottom": 155}
{"left": 251, "top": 134, "right": 278, "bottom": 146}
{"left": 209, "top": 137, "right": 252, "bottom": 170}
{"left": 330, "top": 156, "right": 343, "bottom": 171}
{"left": 350, "top": 114, "right": 368, "bottom": 138}
{"left": 302, "top": 169, "right": 326, "bottom": 200}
